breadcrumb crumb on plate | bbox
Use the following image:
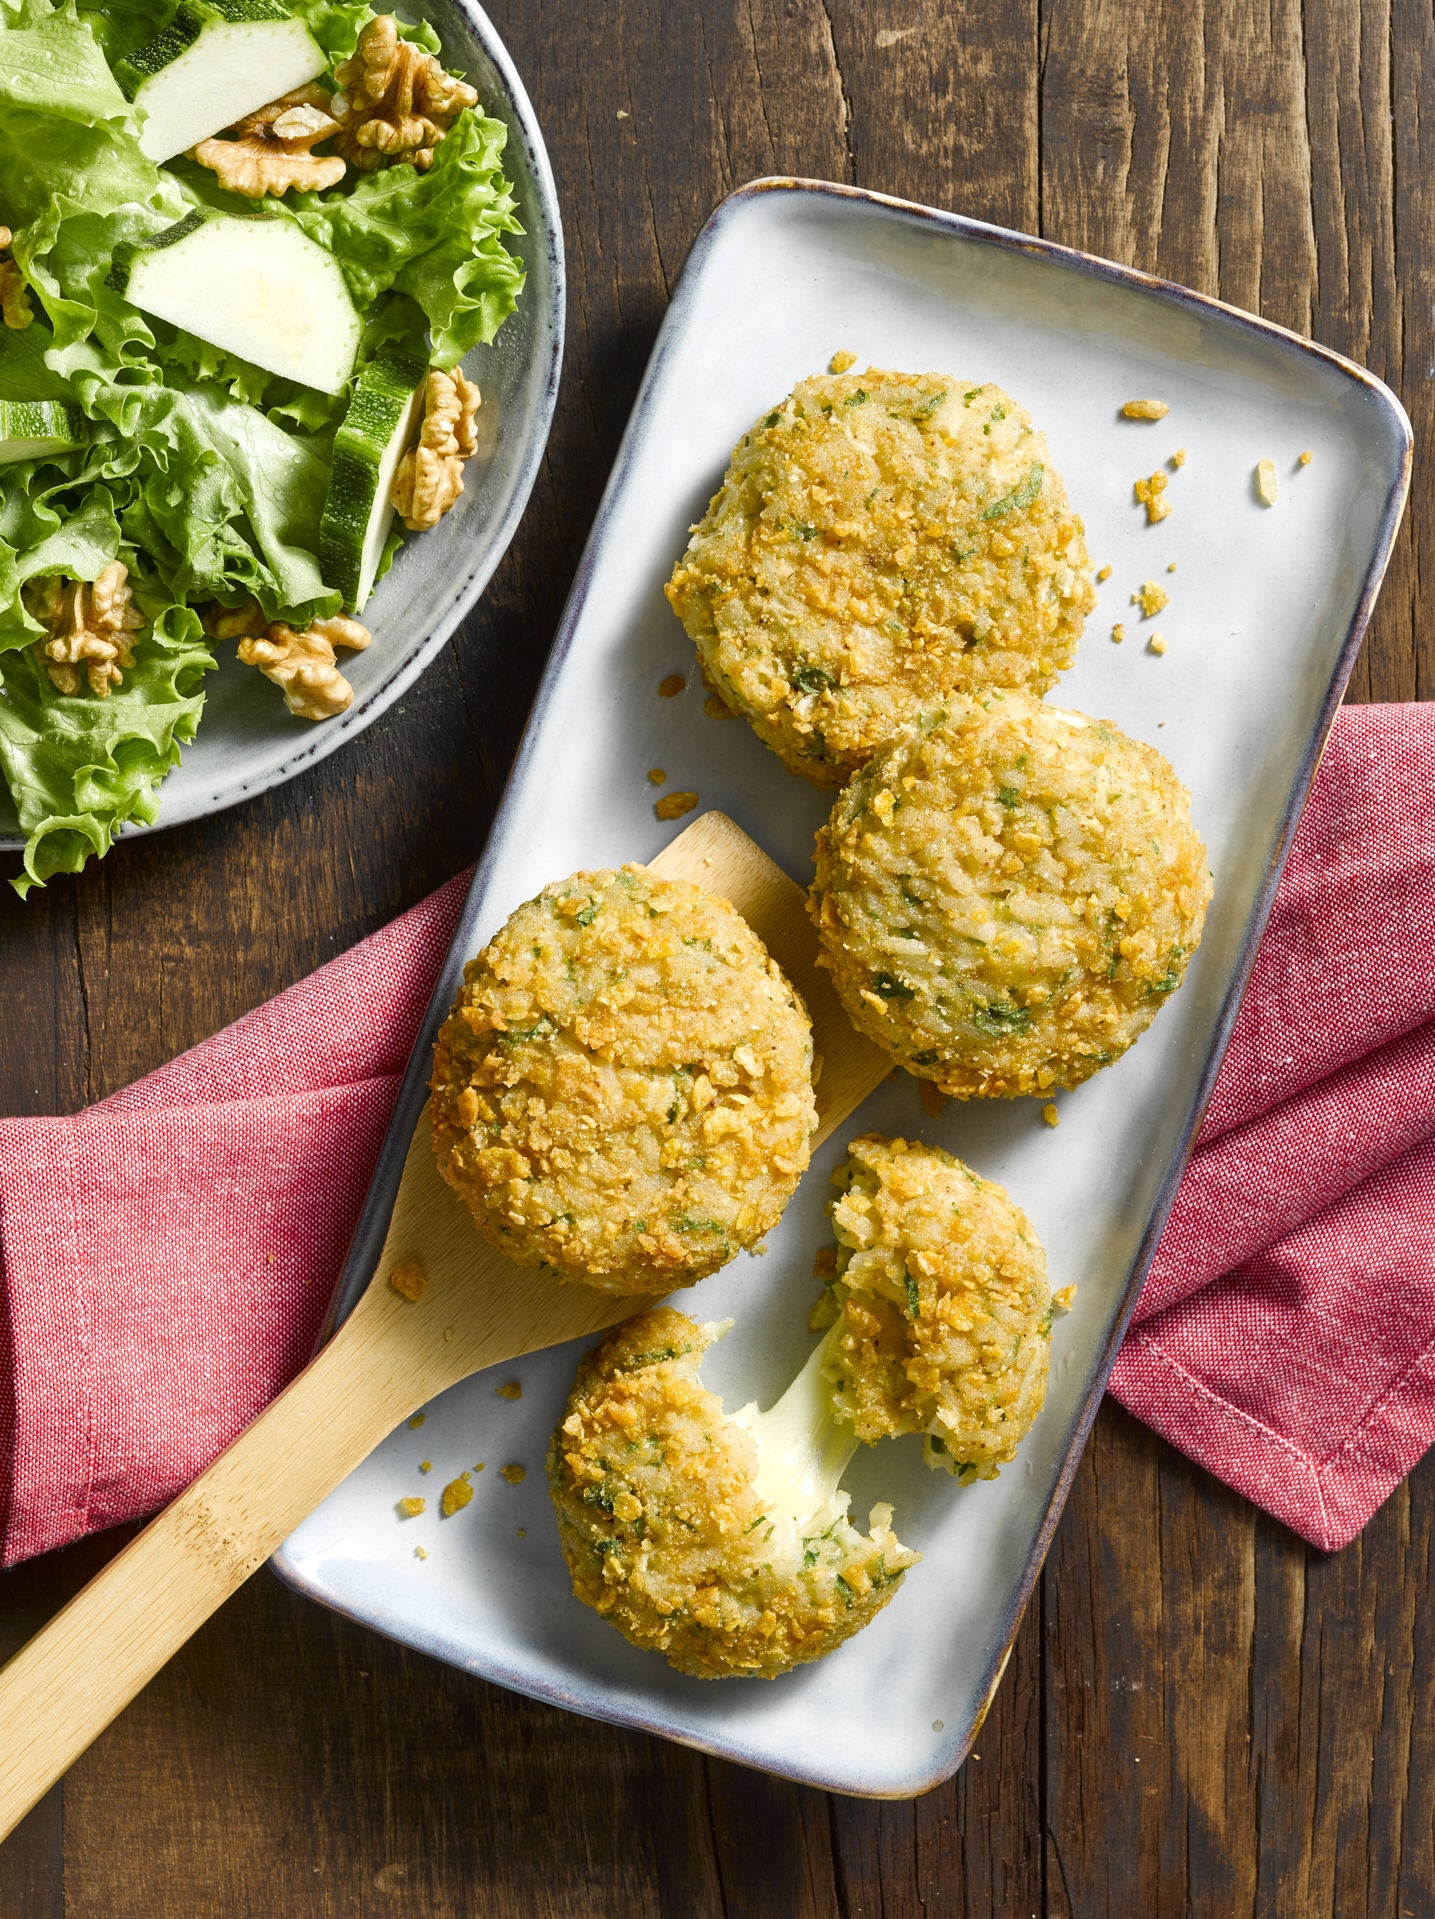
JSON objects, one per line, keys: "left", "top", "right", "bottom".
{"left": 1134, "top": 469, "right": 1171, "bottom": 522}
{"left": 654, "top": 789, "right": 698, "bottom": 820}
{"left": 441, "top": 1473, "right": 473, "bottom": 1516}
{"left": 1134, "top": 580, "right": 1169, "bottom": 617}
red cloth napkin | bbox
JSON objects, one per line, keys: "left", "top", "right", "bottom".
{"left": 3, "top": 703, "right": 1433, "bottom": 1564}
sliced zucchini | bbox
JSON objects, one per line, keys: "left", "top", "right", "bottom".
{"left": 0, "top": 401, "right": 88, "bottom": 465}
{"left": 319, "top": 347, "right": 429, "bottom": 611}
{"left": 109, "top": 211, "right": 361, "bottom": 394}
{"left": 114, "top": 0, "right": 328, "bottom": 165}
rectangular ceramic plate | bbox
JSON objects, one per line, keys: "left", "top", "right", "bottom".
{"left": 272, "top": 179, "right": 1411, "bottom": 1798}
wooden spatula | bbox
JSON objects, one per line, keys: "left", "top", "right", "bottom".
{"left": 0, "top": 812, "right": 889, "bottom": 1842}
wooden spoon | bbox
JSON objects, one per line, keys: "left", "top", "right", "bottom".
{"left": 0, "top": 812, "right": 888, "bottom": 1842}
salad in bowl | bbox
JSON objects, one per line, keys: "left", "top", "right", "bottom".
{"left": 0, "top": 0, "right": 530, "bottom": 893}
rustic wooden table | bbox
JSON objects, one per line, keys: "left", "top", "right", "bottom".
{"left": 3, "top": 3, "right": 1432, "bottom": 1912}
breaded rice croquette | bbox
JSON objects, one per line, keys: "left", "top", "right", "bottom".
{"left": 809, "top": 692, "right": 1212, "bottom": 1097}
{"left": 547, "top": 1308, "right": 918, "bottom": 1677}
{"left": 818, "top": 1136, "right": 1053, "bottom": 1480}
{"left": 432, "top": 866, "right": 817, "bottom": 1293}
{"left": 665, "top": 369, "right": 1096, "bottom": 785}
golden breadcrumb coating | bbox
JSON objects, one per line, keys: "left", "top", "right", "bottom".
{"left": 809, "top": 692, "right": 1212, "bottom": 1097}
{"left": 547, "top": 1309, "right": 918, "bottom": 1678}
{"left": 665, "top": 369, "right": 1095, "bottom": 785}
{"left": 432, "top": 867, "right": 816, "bottom": 1293}
{"left": 818, "top": 1136, "right": 1053, "bottom": 1479}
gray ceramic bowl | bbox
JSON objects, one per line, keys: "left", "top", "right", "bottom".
{"left": 0, "top": 0, "right": 563, "bottom": 848}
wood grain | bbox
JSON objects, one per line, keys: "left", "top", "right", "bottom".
{"left": 2, "top": 0, "right": 1432, "bottom": 1910}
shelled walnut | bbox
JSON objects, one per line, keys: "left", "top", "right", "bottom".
{"left": 390, "top": 367, "right": 480, "bottom": 530}
{"left": 193, "top": 85, "right": 346, "bottom": 197}
{"left": 26, "top": 564, "right": 144, "bottom": 698}
{"left": 332, "top": 15, "right": 477, "bottom": 172}
{"left": 210, "top": 601, "right": 372, "bottom": 720}
{"left": 0, "top": 226, "right": 33, "bottom": 330}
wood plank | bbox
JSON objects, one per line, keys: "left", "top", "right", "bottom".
{"left": 821, "top": 2, "right": 1039, "bottom": 232}
{"left": 1, "top": 0, "right": 1433, "bottom": 1909}
{"left": 1033, "top": 0, "right": 1434, "bottom": 1913}
{"left": 1301, "top": 0, "right": 1419, "bottom": 706}
{"left": 58, "top": 1562, "right": 722, "bottom": 1919}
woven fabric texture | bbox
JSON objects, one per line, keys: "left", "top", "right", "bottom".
{"left": 2, "top": 704, "right": 1432, "bottom": 1562}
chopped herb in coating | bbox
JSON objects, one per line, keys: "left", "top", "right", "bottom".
{"left": 664, "top": 369, "right": 1096, "bottom": 788}
{"left": 821, "top": 1136, "right": 1053, "bottom": 1480}
{"left": 431, "top": 866, "right": 816, "bottom": 1295}
{"left": 547, "top": 1307, "right": 918, "bottom": 1678}
{"left": 809, "top": 692, "right": 1211, "bottom": 1098}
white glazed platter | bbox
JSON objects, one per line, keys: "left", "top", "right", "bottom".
{"left": 272, "top": 179, "right": 1410, "bottom": 1798}
{"left": 0, "top": 0, "right": 563, "bottom": 849}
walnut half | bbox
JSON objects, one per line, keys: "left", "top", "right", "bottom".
{"left": 210, "top": 601, "right": 372, "bottom": 720}
{"left": 26, "top": 563, "right": 144, "bottom": 698}
{"left": 193, "top": 85, "right": 347, "bottom": 197}
{"left": 333, "top": 15, "right": 477, "bottom": 172}
{"left": 390, "top": 367, "right": 480, "bottom": 530}
{"left": 0, "top": 226, "right": 33, "bottom": 331}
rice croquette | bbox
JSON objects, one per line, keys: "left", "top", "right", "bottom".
{"left": 809, "top": 692, "right": 1212, "bottom": 1097}
{"left": 431, "top": 866, "right": 817, "bottom": 1293}
{"left": 665, "top": 368, "right": 1096, "bottom": 785}
{"left": 819, "top": 1135, "right": 1053, "bottom": 1479}
{"left": 547, "top": 1308, "right": 918, "bottom": 1677}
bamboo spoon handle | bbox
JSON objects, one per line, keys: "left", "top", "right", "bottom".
{"left": 0, "top": 1274, "right": 454, "bottom": 1842}
{"left": 0, "top": 813, "right": 890, "bottom": 1844}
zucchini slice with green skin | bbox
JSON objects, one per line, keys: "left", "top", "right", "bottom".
{"left": 109, "top": 211, "right": 362, "bottom": 395}
{"left": 0, "top": 401, "right": 88, "bottom": 465}
{"left": 114, "top": 0, "right": 328, "bottom": 165}
{"left": 319, "top": 347, "right": 429, "bottom": 611}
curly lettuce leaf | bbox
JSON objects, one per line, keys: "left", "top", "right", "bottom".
{"left": 283, "top": 107, "right": 524, "bottom": 367}
{"left": 0, "top": 313, "right": 73, "bottom": 399}
{"left": 147, "top": 326, "right": 342, "bottom": 438}
{"left": 0, "top": 604, "right": 212, "bottom": 897}
{"left": 72, "top": 381, "right": 338, "bottom": 619}
{"left": 286, "top": 0, "right": 437, "bottom": 62}
{"left": 0, "top": 0, "right": 527, "bottom": 892}
{"left": 0, "top": 467, "right": 124, "bottom": 652}
{"left": 0, "top": 4, "right": 185, "bottom": 375}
